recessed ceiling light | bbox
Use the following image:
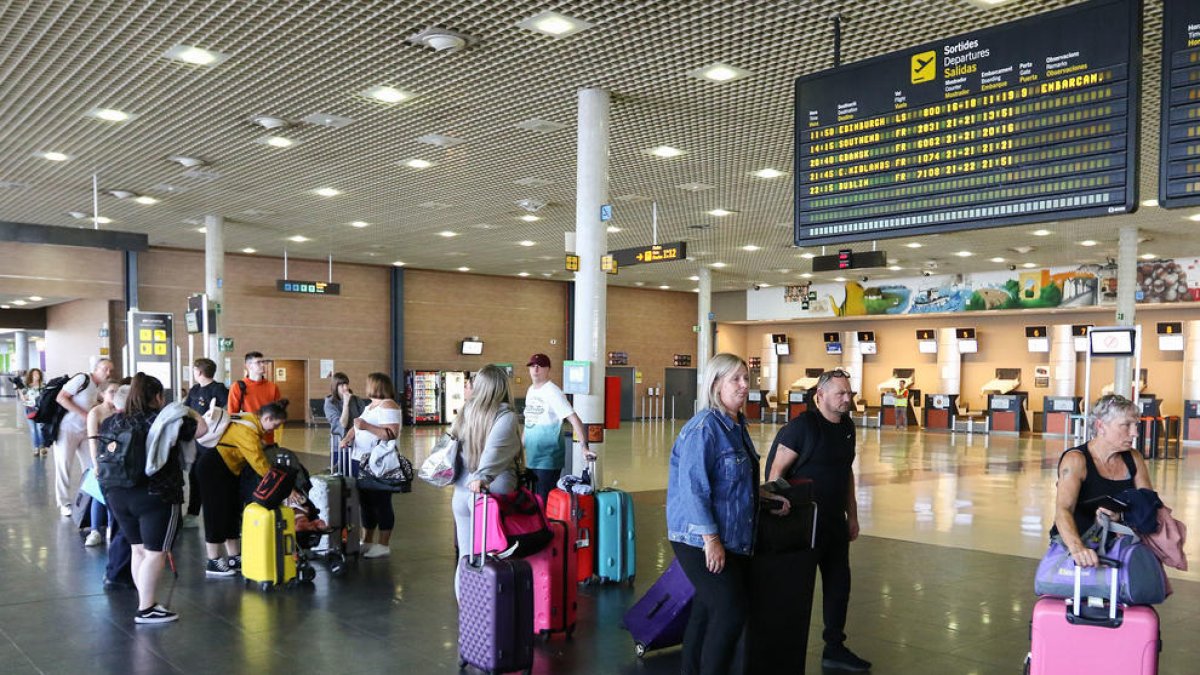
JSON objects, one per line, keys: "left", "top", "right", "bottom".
{"left": 196, "top": 227, "right": 207, "bottom": 234}
{"left": 688, "top": 275, "right": 700, "bottom": 281}
{"left": 312, "top": 187, "right": 340, "bottom": 197}
{"left": 288, "top": 235, "right": 310, "bottom": 242}
{"left": 87, "top": 108, "right": 133, "bottom": 122}
{"left": 362, "top": 85, "right": 413, "bottom": 103}
{"left": 28, "top": 296, "right": 43, "bottom": 302}
{"left": 517, "top": 11, "right": 594, "bottom": 37}
{"left": 799, "top": 252, "right": 815, "bottom": 259}
{"left": 645, "top": 145, "right": 685, "bottom": 158}
{"left": 0, "top": 305, "right": 9, "bottom": 309}
{"left": 350, "top": 221, "right": 370, "bottom": 228}
{"left": 242, "top": 248, "right": 257, "bottom": 254}
{"left": 517, "top": 272, "right": 530, "bottom": 277}
{"left": 955, "top": 250, "right": 973, "bottom": 257}
{"left": 800, "top": 273, "right": 813, "bottom": 279}
{"left": 391, "top": 261, "right": 406, "bottom": 267}
{"left": 1079, "top": 240, "right": 1098, "bottom": 247}
{"left": 1022, "top": 262, "right": 1037, "bottom": 268}
{"left": 39, "top": 151, "right": 70, "bottom": 161}
{"left": 688, "top": 62, "right": 752, "bottom": 82}
{"left": 710, "top": 262, "right": 727, "bottom": 268}
{"left": 634, "top": 282, "right": 645, "bottom": 287}
{"left": 606, "top": 226, "right": 621, "bottom": 233}
{"left": 1032, "top": 229, "right": 1053, "bottom": 236}
{"left": 12, "top": 300, "right": 27, "bottom": 306}
{"left": 1141, "top": 199, "right": 1159, "bottom": 207}
{"left": 742, "top": 244, "right": 760, "bottom": 251}
{"left": 261, "top": 135, "right": 296, "bottom": 148}
{"left": 707, "top": 209, "right": 735, "bottom": 217}
{"left": 966, "top": 0, "right": 1019, "bottom": 7}
{"left": 1141, "top": 253, "right": 1157, "bottom": 260}
{"left": 439, "top": 231, "right": 459, "bottom": 237}
{"left": 1187, "top": 214, "right": 1200, "bottom": 222}
{"left": 404, "top": 159, "right": 433, "bottom": 169}
{"left": 905, "top": 242, "right": 923, "bottom": 249}
{"left": 833, "top": 276, "right": 847, "bottom": 282}
{"left": 163, "top": 44, "right": 228, "bottom": 66}
{"left": 92, "top": 216, "right": 112, "bottom": 224}
{"left": 888, "top": 265, "right": 902, "bottom": 271}
{"left": 753, "top": 168, "right": 785, "bottom": 179}
{"left": 518, "top": 240, "right": 536, "bottom": 247}
{"left": 541, "top": 272, "right": 553, "bottom": 277}
{"left": 520, "top": 215, "right": 540, "bottom": 222}
{"left": 132, "top": 196, "right": 159, "bottom": 205}
{"left": 1011, "top": 245, "right": 1035, "bottom": 254}
{"left": 659, "top": 285, "right": 671, "bottom": 290}
{"left": 989, "top": 257, "right": 1006, "bottom": 263}
{"left": 758, "top": 283, "right": 772, "bottom": 288}
{"left": 457, "top": 266, "right": 471, "bottom": 272}
{"left": 167, "top": 155, "right": 206, "bottom": 168}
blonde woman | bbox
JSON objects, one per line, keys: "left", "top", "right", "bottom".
{"left": 449, "top": 365, "right": 522, "bottom": 593}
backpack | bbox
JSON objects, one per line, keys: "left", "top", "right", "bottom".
{"left": 766, "top": 409, "right": 823, "bottom": 479}
{"left": 31, "top": 373, "right": 85, "bottom": 440}
{"left": 95, "top": 415, "right": 150, "bottom": 491}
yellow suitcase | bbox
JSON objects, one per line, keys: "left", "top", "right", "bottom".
{"left": 241, "top": 503, "right": 297, "bottom": 590}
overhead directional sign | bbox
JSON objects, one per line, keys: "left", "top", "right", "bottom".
{"left": 276, "top": 280, "right": 340, "bottom": 295}
{"left": 610, "top": 241, "right": 687, "bottom": 267}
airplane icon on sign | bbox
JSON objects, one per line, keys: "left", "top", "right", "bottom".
{"left": 911, "top": 50, "right": 936, "bottom": 84}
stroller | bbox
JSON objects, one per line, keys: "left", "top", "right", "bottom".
{"left": 272, "top": 447, "right": 353, "bottom": 580}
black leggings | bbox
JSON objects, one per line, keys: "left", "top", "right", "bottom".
{"left": 359, "top": 488, "right": 395, "bottom": 531}
{"left": 197, "top": 450, "right": 241, "bottom": 543}
{"left": 671, "top": 541, "right": 751, "bottom": 675}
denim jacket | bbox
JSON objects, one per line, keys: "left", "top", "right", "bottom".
{"left": 666, "top": 408, "right": 760, "bottom": 555}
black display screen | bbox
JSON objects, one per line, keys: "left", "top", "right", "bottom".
{"left": 794, "top": 0, "right": 1140, "bottom": 245}
{"left": 1159, "top": 0, "right": 1200, "bottom": 207}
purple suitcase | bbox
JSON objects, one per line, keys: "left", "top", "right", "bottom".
{"left": 623, "top": 559, "right": 694, "bottom": 657}
{"left": 458, "top": 490, "right": 535, "bottom": 674}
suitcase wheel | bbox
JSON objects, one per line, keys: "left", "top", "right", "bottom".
{"left": 299, "top": 564, "right": 316, "bottom": 583}
{"left": 634, "top": 642, "right": 647, "bottom": 658}
{"left": 457, "top": 659, "right": 467, "bottom": 671}
{"left": 260, "top": 581, "right": 273, "bottom": 592}
{"left": 329, "top": 557, "right": 347, "bottom": 577}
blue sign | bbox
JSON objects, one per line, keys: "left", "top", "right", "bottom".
{"left": 599, "top": 204, "right": 613, "bottom": 222}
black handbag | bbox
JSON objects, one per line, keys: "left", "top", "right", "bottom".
{"left": 756, "top": 478, "right": 818, "bottom": 555}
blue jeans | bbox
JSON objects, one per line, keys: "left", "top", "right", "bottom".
{"left": 24, "top": 409, "right": 44, "bottom": 449}
{"left": 91, "top": 499, "right": 109, "bottom": 533}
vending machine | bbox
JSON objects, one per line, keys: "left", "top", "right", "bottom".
{"left": 405, "top": 370, "right": 441, "bottom": 425}
{"left": 442, "top": 371, "right": 467, "bottom": 425}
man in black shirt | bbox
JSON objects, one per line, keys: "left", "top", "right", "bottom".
{"left": 766, "top": 369, "right": 871, "bottom": 672}
{"left": 182, "top": 358, "right": 229, "bottom": 527}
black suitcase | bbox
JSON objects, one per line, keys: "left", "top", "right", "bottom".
{"left": 756, "top": 479, "right": 817, "bottom": 555}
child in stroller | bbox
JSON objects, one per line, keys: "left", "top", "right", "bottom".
{"left": 282, "top": 475, "right": 351, "bottom": 579}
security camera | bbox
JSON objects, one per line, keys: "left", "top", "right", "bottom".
{"left": 860, "top": 275, "right": 869, "bottom": 283}
{"left": 752, "top": 284, "right": 762, "bottom": 291}
{"left": 922, "top": 270, "right": 932, "bottom": 277}
{"left": 1008, "top": 264, "right": 1017, "bottom": 271}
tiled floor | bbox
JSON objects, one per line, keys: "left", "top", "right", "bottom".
{"left": 1, "top": 401, "right": 1197, "bottom": 674}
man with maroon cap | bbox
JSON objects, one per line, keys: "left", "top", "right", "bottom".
{"left": 523, "top": 353, "right": 591, "bottom": 502}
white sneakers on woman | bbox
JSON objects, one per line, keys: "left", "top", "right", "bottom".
{"left": 362, "top": 543, "right": 391, "bottom": 559}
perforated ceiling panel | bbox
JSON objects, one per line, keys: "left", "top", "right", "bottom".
{"left": 0, "top": 0, "right": 1184, "bottom": 292}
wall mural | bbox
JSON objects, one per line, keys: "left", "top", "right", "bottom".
{"left": 761, "top": 258, "right": 1198, "bottom": 321}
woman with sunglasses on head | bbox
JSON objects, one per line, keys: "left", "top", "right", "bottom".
{"left": 339, "top": 373, "right": 402, "bottom": 559}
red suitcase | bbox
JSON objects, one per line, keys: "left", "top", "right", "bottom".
{"left": 1027, "top": 561, "right": 1159, "bottom": 674}
{"left": 529, "top": 518, "right": 578, "bottom": 637}
{"left": 545, "top": 488, "right": 595, "bottom": 583}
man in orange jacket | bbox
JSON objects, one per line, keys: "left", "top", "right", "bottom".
{"left": 227, "top": 351, "right": 282, "bottom": 445}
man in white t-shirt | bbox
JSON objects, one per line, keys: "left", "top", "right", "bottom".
{"left": 523, "top": 353, "right": 592, "bottom": 503}
{"left": 53, "top": 357, "right": 114, "bottom": 516}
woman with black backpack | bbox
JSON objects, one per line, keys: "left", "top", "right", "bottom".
{"left": 97, "top": 373, "right": 199, "bottom": 625}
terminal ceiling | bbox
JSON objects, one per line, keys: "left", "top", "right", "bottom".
{"left": 0, "top": 0, "right": 1185, "bottom": 293}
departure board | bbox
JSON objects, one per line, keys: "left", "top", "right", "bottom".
{"left": 1160, "top": 0, "right": 1200, "bottom": 208}
{"left": 794, "top": 0, "right": 1140, "bottom": 246}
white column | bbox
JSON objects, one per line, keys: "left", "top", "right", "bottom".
{"left": 937, "top": 327, "right": 961, "bottom": 396}
{"left": 205, "top": 214, "right": 226, "bottom": 381}
{"left": 1184, "top": 320, "right": 1200, "bottom": 401}
{"left": 1113, "top": 225, "right": 1137, "bottom": 396}
{"left": 841, "top": 331, "right": 863, "bottom": 395}
{"left": 571, "top": 88, "right": 609, "bottom": 483}
{"left": 14, "top": 330, "right": 28, "bottom": 374}
{"left": 697, "top": 268, "right": 712, "bottom": 381}
{"left": 1050, "top": 324, "right": 1076, "bottom": 398}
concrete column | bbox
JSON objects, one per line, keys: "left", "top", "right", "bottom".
{"left": 1184, "top": 319, "right": 1200, "bottom": 401}
{"left": 760, "top": 333, "right": 779, "bottom": 395}
{"left": 570, "top": 88, "right": 609, "bottom": 483}
{"left": 697, "top": 268, "right": 712, "bottom": 382}
{"left": 205, "top": 214, "right": 226, "bottom": 381}
{"left": 1050, "top": 324, "right": 1076, "bottom": 398}
{"left": 841, "top": 331, "right": 863, "bottom": 395}
{"left": 1113, "top": 225, "right": 1137, "bottom": 396}
{"left": 14, "top": 330, "right": 28, "bottom": 374}
{"left": 937, "top": 327, "right": 961, "bottom": 396}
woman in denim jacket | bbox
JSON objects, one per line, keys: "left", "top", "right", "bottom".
{"left": 666, "top": 352, "right": 791, "bottom": 674}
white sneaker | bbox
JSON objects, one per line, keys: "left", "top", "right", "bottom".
{"left": 362, "top": 543, "right": 391, "bottom": 559}
{"left": 60, "top": 506, "right": 72, "bottom": 518}
{"left": 84, "top": 530, "right": 104, "bottom": 547}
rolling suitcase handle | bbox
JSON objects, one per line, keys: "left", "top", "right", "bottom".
{"left": 1068, "top": 556, "right": 1122, "bottom": 627}
{"left": 468, "top": 485, "right": 491, "bottom": 568}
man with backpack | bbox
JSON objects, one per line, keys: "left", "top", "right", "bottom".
{"left": 51, "top": 357, "right": 113, "bottom": 517}
{"left": 765, "top": 369, "right": 871, "bottom": 672}
{"left": 227, "top": 351, "right": 281, "bottom": 445}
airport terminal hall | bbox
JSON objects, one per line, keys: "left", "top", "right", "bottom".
{"left": 6, "top": 0, "right": 1200, "bottom": 673}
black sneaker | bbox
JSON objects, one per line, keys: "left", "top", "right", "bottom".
{"left": 822, "top": 645, "right": 872, "bottom": 672}
{"left": 227, "top": 554, "right": 241, "bottom": 571}
{"left": 134, "top": 606, "right": 178, "bottom": 624}
{"left": 205, "top": 558, "right": 236, "bottom": 578}
{"left": 102, "top": 577, "right": 135, "bottom": 591}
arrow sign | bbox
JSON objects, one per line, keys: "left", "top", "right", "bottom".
{"left": 611, "top": 241, "right": 687, "bottom": 267}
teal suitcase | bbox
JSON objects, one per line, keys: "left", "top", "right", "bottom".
{"left": 595, "top": 488, "right": 636, "bottom": 585}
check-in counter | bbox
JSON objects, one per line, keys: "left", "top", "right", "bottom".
{"left": 788, "top": 389, "right": 812, "bottom": 420}
{"left": 1042, "top": 396, "right": 1082, "bottom": 436}
{"left": 746, "top": 390, "right": 766, "bottom": 421}
{"left": 923, "top": 393, "right": 958, "bottom": 431}
{"left": 987, "top": 392, "right": 1030, "bottom": 434}
{"left": 1184, "top": 400, "right": 1200, "bottom": 443}
{"left": 882, "top": 390, "right": 919, "bottom": 427}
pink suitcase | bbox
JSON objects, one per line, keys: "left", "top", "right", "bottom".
{"left": 529, "top": 518, "right": 578, "bottom": 637}
{"left": 1027, "top": 562, "right": 1159, "bottom": 674}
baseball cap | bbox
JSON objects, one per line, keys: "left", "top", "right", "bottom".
{"left": 527, "top": 353, "right": 551, "bottom": 368}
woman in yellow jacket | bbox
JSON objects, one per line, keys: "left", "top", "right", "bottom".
{"left": 195, "top": 401, "right": 288, "bottom": 577}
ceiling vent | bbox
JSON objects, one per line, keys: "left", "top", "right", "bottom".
{"left": 408, "top": 27, "right": 474, "bottom": 53}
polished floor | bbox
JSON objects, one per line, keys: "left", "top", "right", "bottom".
{"left": 1, "top": 400, "right": 1197, "bottom": 674}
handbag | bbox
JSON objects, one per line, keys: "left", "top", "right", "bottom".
{"left": 418, "top": 434, "right": 459, "bottom": 487}
{"left": 252, "top": 452, "right": 299, "bottom": 509}
{"left": 359, "top": 439, "right": 414, "bottom": 492}
{"left": 472, "top": 487, "right": 553, "bottom": 558}
{"left": 1034, "top": 515, "right": 1169, "bottom": 605}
